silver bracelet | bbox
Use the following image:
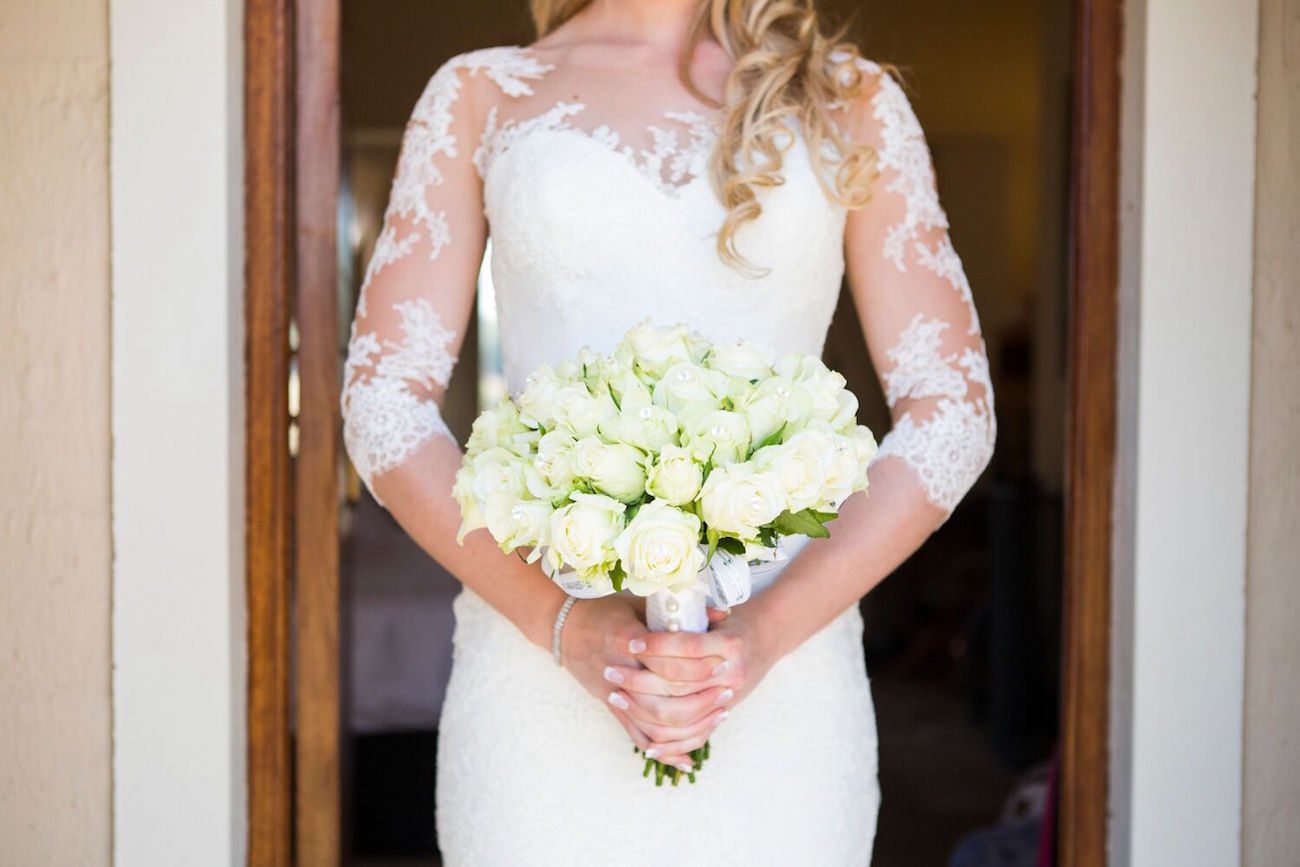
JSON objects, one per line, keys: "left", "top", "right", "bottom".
{"left": 551, "top": 595, "right": 578, "bottom": 666}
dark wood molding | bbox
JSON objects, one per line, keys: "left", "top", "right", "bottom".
{"left": 1060, "top": 0, "right": 1121, "bottom": 863}
{"left": 244, "top": 0, "right": 294, "bottom": 862}
{"left": 292, "top": 0, "right": 343, "bottom": 862}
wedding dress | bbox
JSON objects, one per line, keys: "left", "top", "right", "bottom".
{"left": 340, "top": 43, "right": 994, "bottom": 866}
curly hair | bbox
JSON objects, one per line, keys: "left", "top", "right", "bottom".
{"left": 530, "top": 0, "right": 892, "bottom": 275}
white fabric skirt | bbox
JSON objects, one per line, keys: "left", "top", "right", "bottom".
{"left": 435, "top": 570, "right": 881, "bottom": 866}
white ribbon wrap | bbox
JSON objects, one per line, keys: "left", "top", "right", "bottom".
{"left": 645, "top": 584, "right": 709, "bottom": 634}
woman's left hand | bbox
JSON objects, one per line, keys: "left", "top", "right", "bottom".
{"left": 613, "top": 606, "right": 782, "bottom": 768}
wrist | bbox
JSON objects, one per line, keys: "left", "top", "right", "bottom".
{"left": 527, "top": 585, "right": 568, "bottom": 652}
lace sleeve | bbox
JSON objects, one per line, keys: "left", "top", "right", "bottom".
{"left": 841, "top": 60, "right": 997, "bottom": 517}
{"left": 340, "top": 48, "right": 551, "bottom": 506}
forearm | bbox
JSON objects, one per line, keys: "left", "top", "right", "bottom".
{"left": 371, "top": 434, "right": 567, "bottom": 651}
{"left": 744, "top": 456, "right": 945, "bottom": 659}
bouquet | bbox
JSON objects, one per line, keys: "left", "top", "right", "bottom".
{"left": 454, "top": 320, "right": 877, "bottom": 785}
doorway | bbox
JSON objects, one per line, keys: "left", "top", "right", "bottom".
{"left": 244, "top": 1, "right": 1118, "bottom": 864}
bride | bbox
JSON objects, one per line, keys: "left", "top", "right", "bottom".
{"left": 340, "top": 0, "right": 995, "bottom": 863}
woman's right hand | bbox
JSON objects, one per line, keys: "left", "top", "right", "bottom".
{"left": 559, "top": 595, "right": 732, "bottom": 772}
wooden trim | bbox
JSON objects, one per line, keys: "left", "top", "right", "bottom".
{"left": 292, "top": 0, "right": 343, "bottom": 862}
{"left": 1060, "top": 0, "right": 1121, "bottom": 864}
{"left": 245, "top": 0, "right": 295, "bottom": 862}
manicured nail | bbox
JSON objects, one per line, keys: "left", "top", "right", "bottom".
{"left": 608, "top": 691, "right": 630, "bottom": 710}
{"left": 644, "top": 747, "right": 661, "bottom": 759}
{"left": 712, "top": 710, "right": 731, "bottom": 727}
{"left": 712, "top": 659, "right": 730, "bottom": 677}
{"left": 715, "top": 688, "right": 734, "bottom": 705}
{"left": 676, "top": 763, "right": 694, "bottom": 774}
{"left": 628, "top": 638, "right": 647, "bottom": 653}
{"left": 603, "top": 666, "right": 624, "bottom": 684}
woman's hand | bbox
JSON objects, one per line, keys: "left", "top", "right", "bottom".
{"left": 561, "top": 597, "right": 735, "bottom": 773}
{"left": 618, "top": 605, "right": 781, "bottom": 769}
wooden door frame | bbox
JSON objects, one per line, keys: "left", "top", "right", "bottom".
{"left": 242, "top": 1, "right": 1124, "bottom": 863}
{"left": 245, "top": 0, "right": 342, "bottom": 863}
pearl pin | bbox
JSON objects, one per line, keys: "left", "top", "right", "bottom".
{"left": 667, "top": 619, "right": 681, "bottom": 632}
{"left": 665, "top": 596, "right": 680, "bottom": 613}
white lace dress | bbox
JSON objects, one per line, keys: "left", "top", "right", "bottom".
{"left": 340, "top": 44, "right": 994, "bottom": 866}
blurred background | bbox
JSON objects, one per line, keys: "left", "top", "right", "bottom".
{"left": 331, "top": 2, "right": 1072, "bottom": 864}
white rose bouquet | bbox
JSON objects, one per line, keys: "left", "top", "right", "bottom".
{"left": 454, "top": 320, "right": 877, "bottom": 785}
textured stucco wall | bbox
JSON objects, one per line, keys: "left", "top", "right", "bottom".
{"left": 0, "top": 1, "right": 113, "bottom": 865}
{"left": 1243, "top": 0, "right": 1300, "bottom": 864}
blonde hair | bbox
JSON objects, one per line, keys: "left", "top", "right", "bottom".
{"left": 530, "top": 0, "right": 891, "bottom": 275}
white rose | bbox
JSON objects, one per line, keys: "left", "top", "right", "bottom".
{"left": 699, "top": 463, "right": 786, "bottom": 539}
{"left": 517, "top": 366, "right": 563, "bottom": 428}
{"left": 820, "top": 433, "right": 861, "bottom": 507}
{"left": 468, "top": 447, "right": 526, "bottom": 506}
{"left": 572, "top": 436, "right": 647, "bottom": 504}
{"left": 774, "top": 353, "right": 846, "bottom": 425}
{"left": 707, "top": 337, "right": 775, "bottom": 381}
{"left": 686, "top": 409, "right": 751, "bottom": 466}
{"left": 526, "top": 430, "right": 578, "bottom": 500}
{"left": 847, "top": 424, "right": 878, "bottom": 491}
{"left": 552, "top": 383, "right": 617, "bottom": 438}
{"left": 645, "top": 444, "right": 704, "bottom": 505}
{"left": 466, "top": 398, "right": 532, "bottom": 456}
{"left": 599, "top": 342, "right": 636, "bottom": 380}
{"left": 624, "top": 319, "right": 693, "bottom": 378}
{"left": 598, "top": 404, "right": 680, "bottom": 453}
{"left": 547, "top": 492, "right": 626, "bottom": 575}
{"left": 605, "top": 370, "right": 654, "bottom": 414}
{"left": 652, "top": 362, "right": 727, "bottom": 429}
{"left": 752, "top": 430, "right": 831, "bottom": 512}
{"left": 613, "top": 500, "right": 705, "bottom": 595}
{"left": 830, "top": 389, "right": 860, "bottom": 432}
{"left": 484, "top": 495, "right": 552, "bottom": 562}
{"left": 738, "top": 376, "right": 811, "bottom": 445}
{"left": 452, "top": 462, "right": 486, "bottom": 544}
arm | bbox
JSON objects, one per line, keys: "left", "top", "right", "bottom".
{"left": 341, "top": 52, "right": 568, "bottom": 650}
{"left": 629, "top": 62, "right": 996, "bottom": 730}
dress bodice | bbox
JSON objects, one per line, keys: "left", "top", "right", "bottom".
{"left": 475, "top": 104, "right": 848, "bottom": 392}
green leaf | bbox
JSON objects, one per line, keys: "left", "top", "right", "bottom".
{"left": 758, "top": 525, "right": 778, "bottom": 548}
{"left": 750, "top": 422, "right": 787, "bottom": 457}
{"left": 716, "top": 536, "right": 745, "bottom": 556}
{"left": 704, "top": 526, "right": 721, "bottom": 566}
{"left": 770, "top": 508, "right": 831, "bottom": 539}
{"left": 609, "top": 562, "right": 626, "bottom": 593}
{"left": 809, "top": 508, "right": 839, "bottom": 523}
{"left": 608, "top": 386, "right": 622, "bottom": 411}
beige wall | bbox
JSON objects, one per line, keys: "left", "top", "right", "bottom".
{"left": 0, "top": 0, "right": 113, "bottom": 865}
{"left": 1243, "top": 0, "right": 1300, "bottom": 864}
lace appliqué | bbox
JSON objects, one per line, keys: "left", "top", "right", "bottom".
{"left": 342, "top": 300, "right": 458, "bottom": 500}
{"left": 881, "top": 314, "right": 968, "bottom": 407}
{"left": 360, "top": 47, "right": 554, "bottom": 301}
{"left": 474, "top": 103, "right": 719, "bottom": 196}
{"left": 859, "top": 60, "right": 979, "bottom": 334}
{"left": 875, "top": 314, "right": 996, "bottom": 512}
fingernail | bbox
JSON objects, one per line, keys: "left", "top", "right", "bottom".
{"left": 608, "top": 692, "right": 630, "bottom": 710}
{"left": 628, "top": 638, "right": 647, "bottom": 653}
{"left": 715, "top": 688, "right": 734, "bottom": 705}
{"left": 712, "top": 710, "right": 731, "bottom": 727}
{"left": 676, "top": 763, "right": 694, "bottom": 774}
{"left": 645, "top": 747, "right": 661, "bottom": 759}
{"left": 712, "top": 659, "right": 730, "bottom": 677}
{"left": 603, "top": 666, "right": 624, "bottom": 684}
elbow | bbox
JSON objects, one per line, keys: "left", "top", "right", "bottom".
{"left": 340, "top": 375, "right": 455, "bottom": 506}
